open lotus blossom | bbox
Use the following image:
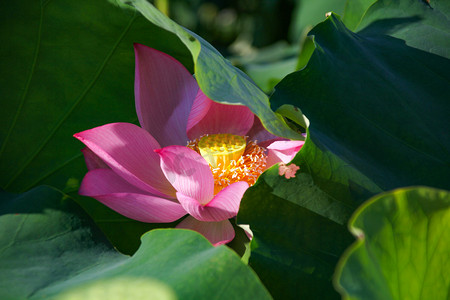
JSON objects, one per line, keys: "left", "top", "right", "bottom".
{"left": 74, "top": 43, "right": 304, "bottom": 246}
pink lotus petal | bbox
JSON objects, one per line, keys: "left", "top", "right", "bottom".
{"left": 266, "top": 140, "right": 305, "bottom": 168}
{"left": 74, "top": 122, "right": 175, "bottom": 198}
{"left": 134, "top": 44, "right": 198, "bottom": 147}
{"left": 176, "top": 216, "right": 235, "bottom": 246}
{"left": 175, "top": 181, "right": 249, "bottom": 222}
{"left": 80, "top": 168, "right": 148, "bottom": 194}
{"left": 155, "top": 145, "right": 214, "bottom": 205}
{"left": 80, "top": 169, "right": 186, "bottom": 223}
{"left": 186, "top": 89, "right": 212, "bottom": 135}
{"left": 186, "top": 94, "right": 254, "bottom": 140}
{"left": 81, "top": 147, "right": 109, "bottom": 171}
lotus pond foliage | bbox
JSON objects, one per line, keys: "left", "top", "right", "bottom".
{"left": 0, "top": 0, "right": 449, "bottom": 299}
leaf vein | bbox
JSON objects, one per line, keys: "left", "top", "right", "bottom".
{"left": 4, "top": 13, "right": 138, "bottom": 190}
{"left": 0, "top": 4, "right": 44, "bottom": 160}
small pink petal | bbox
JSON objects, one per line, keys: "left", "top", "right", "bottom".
{"left": 278, "top": 163, "right": 289, "bottom": 176}
{"left": 175, "top": 181, "right": 248, "bottom": 222}
{"left": 177, "top": 216, "right": 235, "bottom": 246}
{"left": 186, "top": 93, "right": 254, "bottom": 140}
{"left": 285, "top": 165, "right": 300, "bottom": 178}
{"left": 238, "top": 224, "right": 253, "bottom": 240}
{"left": 74, "top": 122, "right": 175, "bottom": 198}
{"left": 80, "top": 169, "right": 186, "bottom": 222}
{"left": 81, "top": 147, "right": 109, "bottom": 170}
{"left": 278, "top": 163, "right": 300, "bottom": 179}
{"left": 134, "top": 44, "right": 198, "bottom": 147}
{"left": 155, "top": 145, "right": 214, "bottom": 205}
{"left": 266, "top": 140, "right": 305, "bottom": 168}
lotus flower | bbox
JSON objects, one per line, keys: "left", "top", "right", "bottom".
{"left": 74, "top": 44, "right": 304, "bottom": 246}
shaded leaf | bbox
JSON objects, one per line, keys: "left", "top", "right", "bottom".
{"left": 0, "top": 186, "right": 271, "bottom": 300}
{"left": 271, "top": 13, "right": 450, "bottom": 192}
{"left": 238, "top": 158, "right": 356, "bottom": 299}
{"left": 240, "top": 0, "right": 450, "bottom": 297}
{"left": 334, "top": 186, "right": 450, "bottom": 300}
{"left": 0, "top": 0, "right": 192, "bottom": 193}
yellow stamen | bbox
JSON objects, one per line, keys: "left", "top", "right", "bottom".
{"left": 188, "top": 134, "right": 267, "bottom": 194}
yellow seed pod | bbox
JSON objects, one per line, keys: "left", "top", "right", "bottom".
{"left": 198, "top": 134, "right": 246, "bottom": 168}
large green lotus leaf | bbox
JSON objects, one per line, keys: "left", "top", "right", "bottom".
{"left": 239, "top": 1, "right": 450, "bottom": 297}
{"left": 357, "top": 0, "right": 450, "bottom": 59}
{"left": 0, "top": 0, "right": 193, "bottom": 193}
{"left": 238, "top": 127, "right": 385, "bottom": 298}
{"left": 334, "top": 186, "right": 450, "bottom": 300}
{"left": 237, "top": 133, "right": 383, "bottom": 298}
{"left": 0, "top": 186, "right": 271, "bottom": 300}
{"left": 238, "top": 147, "right": 361, "bottom": 299}
{"left": 270, "top": 12, "right": 450, "bottom": 192}
{"left": 70, "top": 192, "right": 179, "bottom": 255}
{"left": 122, "top": 0, "right": 303, "bottom": 140}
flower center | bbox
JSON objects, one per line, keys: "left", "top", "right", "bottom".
{"left": 198, "top": 134, "right": 246, "bottom": 168}
{"left": 187, "top": 134, "right": 267, "bottom": 194}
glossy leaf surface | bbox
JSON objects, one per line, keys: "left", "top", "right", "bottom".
{"left": 271, "top": 12, "right": 450, "bottom": 192}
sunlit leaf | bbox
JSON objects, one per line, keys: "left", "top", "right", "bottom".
{"left": 334, "top": 186, "right": 450, "bottom": 300}
{"left": 0, "top": 186, "right": 271, "bottom": 300}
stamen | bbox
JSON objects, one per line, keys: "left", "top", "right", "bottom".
{"left": 188, "top": 134, "right": 267, "bottom": 194}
